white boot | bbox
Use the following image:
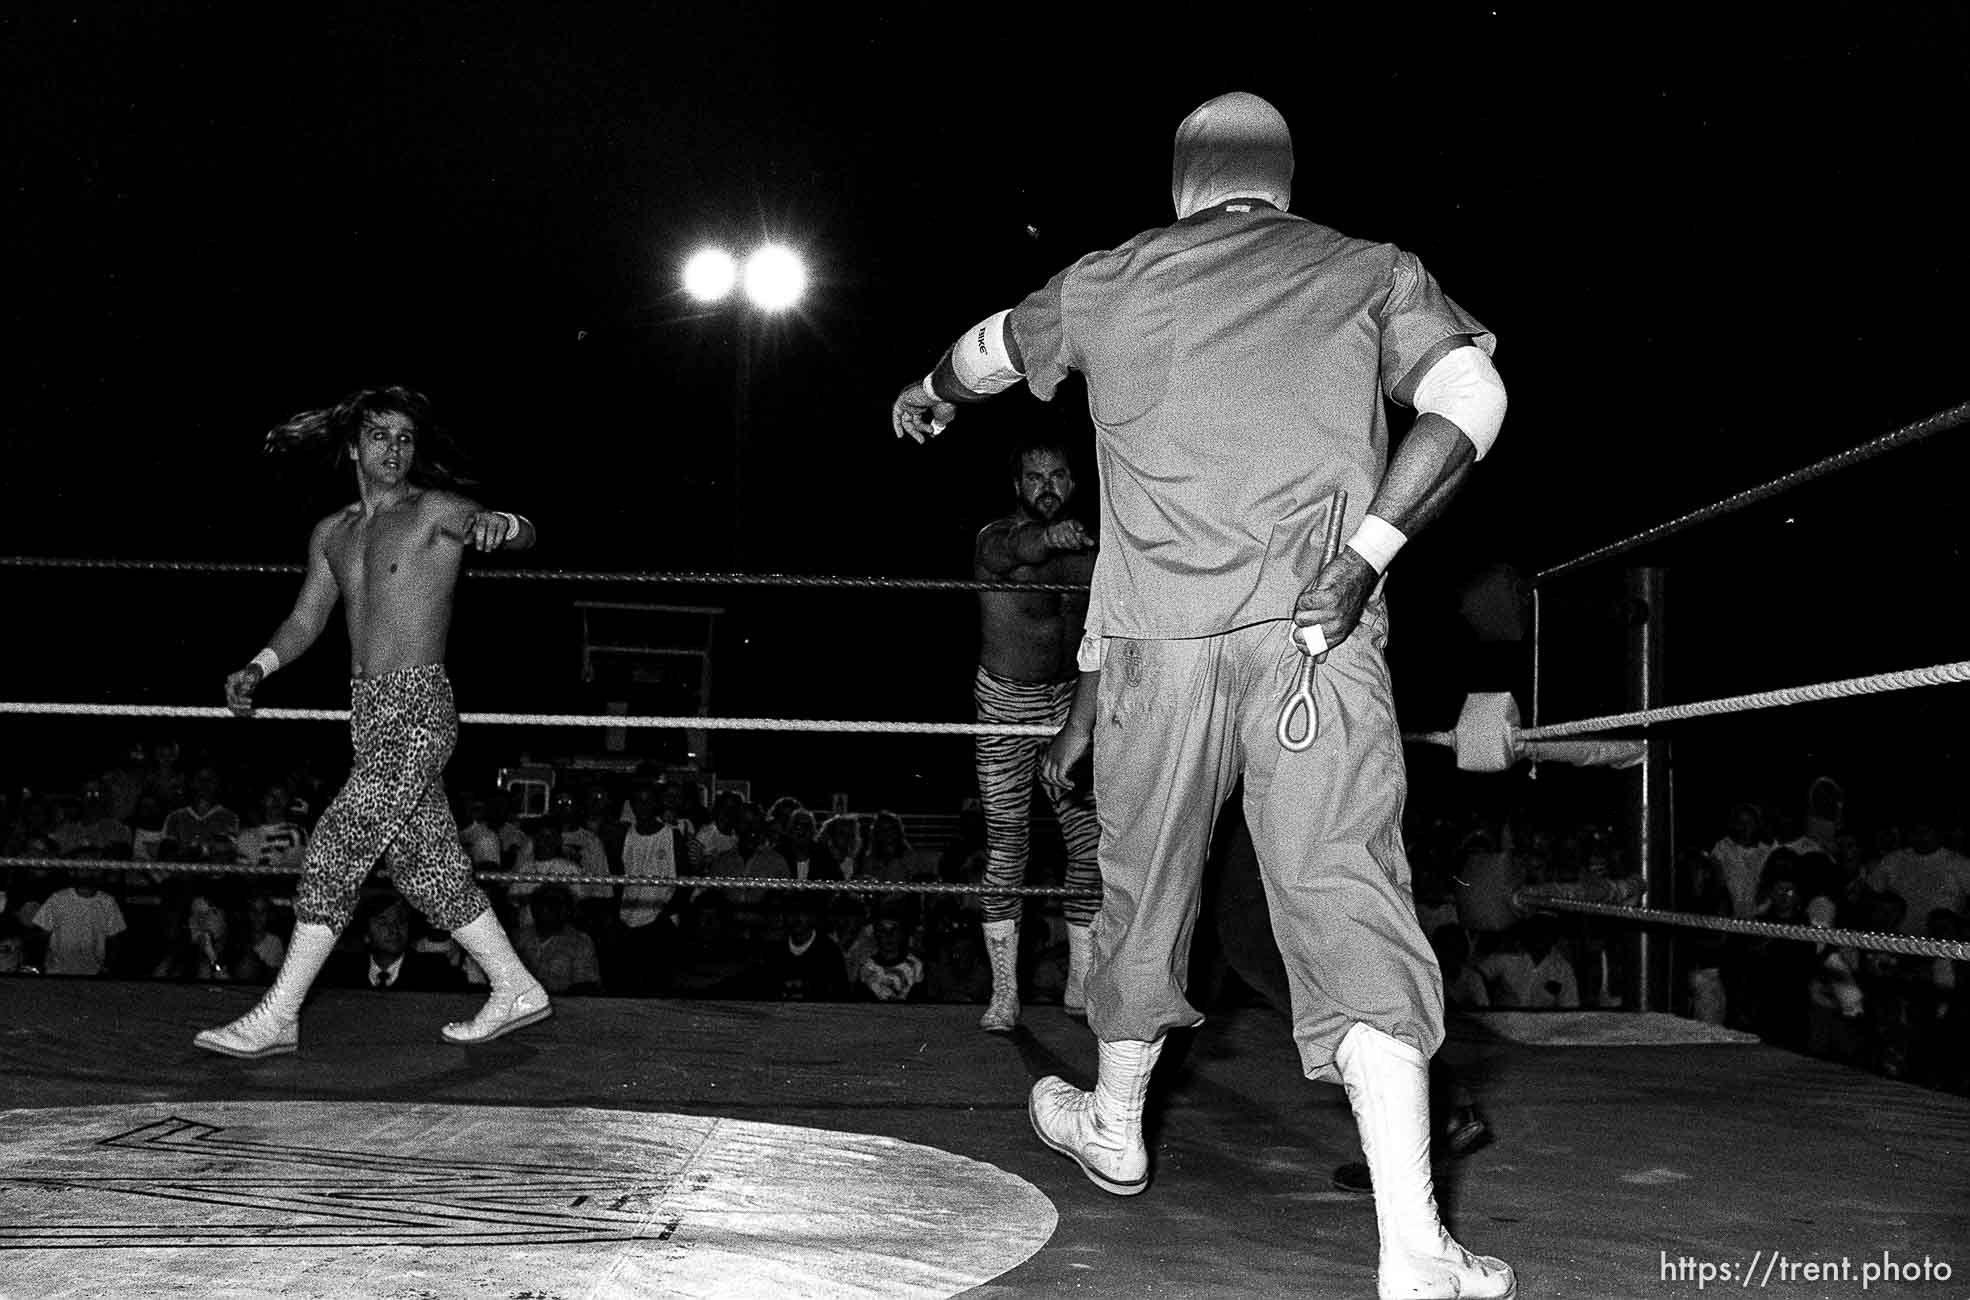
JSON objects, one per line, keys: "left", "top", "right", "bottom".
{"left": 1336, "top": 1023, "right": 1517, "bottom": 1300}
{"left": 979, "top": 917, "right": 1020, "bottom": 1033}
{"left": 194, "top": 921, "right": 337, "bottom": 1059}
{"left": 1063, "top": 922, "right": 1092, "bottom": 1022}
{"left": 1030, "top": 1037, "right": 1163, "bottom": 1195}
{"left": 442, "top": 909, "right": 551, "bottom": 1044}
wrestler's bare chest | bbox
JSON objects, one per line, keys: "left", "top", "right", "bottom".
{"left": 324, "top": 502, "right": 461, "bottom": 671}
{"left": 327, "top": 508, "right": 436, "bottom": 594}
{"left": 976, "top": 549, "right": 1092, "bottom": 681}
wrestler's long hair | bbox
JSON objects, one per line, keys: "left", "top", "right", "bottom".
{"left": 263, "top": 385, "right": 477, "bottom": 490}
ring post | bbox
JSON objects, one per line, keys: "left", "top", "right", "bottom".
{"left": 1624, "top": 566, "right": 1674, "bottom": 1012}
{"left": 1528, "top": 585, "right": 1542, "bottom": 780}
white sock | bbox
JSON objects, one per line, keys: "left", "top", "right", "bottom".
{"left": 450, "top": 910, "right": 534, "bottom": 993}
{"left": 262, "top": 921, "right": 336, "bottom": 1019}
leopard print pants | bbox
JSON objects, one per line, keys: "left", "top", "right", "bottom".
{"left": 293, "top": 664, "right": 491, "bottom": 933}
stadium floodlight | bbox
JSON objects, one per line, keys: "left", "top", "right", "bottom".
{"left": 741, "top": 243, "right": 806, "bottom": 312}
{"left": 682, "top": 248, "right": 738, "bottom": 303}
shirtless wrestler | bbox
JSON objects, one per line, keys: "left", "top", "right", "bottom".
{"left": 195, "top": 385, "right": 550, "bottom": 1057}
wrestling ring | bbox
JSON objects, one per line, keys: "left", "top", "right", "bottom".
{"left": 2, "top": 398, "right": 1967, "bottom": 1298}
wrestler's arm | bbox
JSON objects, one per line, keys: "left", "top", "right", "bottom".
{"left": 1040, "top": 670, "right": 1100, "bottom": 789}
{"left": 891, "top": 309, "right": 1033, "bottom": 443}
{"left": 925, "top": 316, "right": 1027, "bottom": 404}
{"left": 435, "top": 490, "right": 537, "bottom": 553}
{"left": 273, "top": 515, "right": 345, "bottom": 662}
{"left": 1367, "top": 334, "right": 1485, "bottom": 537}
{"left": 1292, "top": 335, "right": 1500, "bottom": 652}
{"left": 1041, "top": 574, "right": 1097, "bottom": 785}
{"left": 225, "top": 515, "right": 342, "bottom": 713}
{"left": 975, "top": 515, "right": 1093, "bottom": 575}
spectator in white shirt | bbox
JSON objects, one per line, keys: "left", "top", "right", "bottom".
{"left": 1709, "top": 802, "right": 1772, "bottom": 920}
{"left": 1869, "top": 820, "right": 1970, "bottom": 937}
{"left": 32, "top": 870, "right": 127, "bottom": 976}
{"left": 695, "top": 791, "right": 742, "bottom": 864}
{"left": 606, "top": 782, "right": 691, "bottom": 994}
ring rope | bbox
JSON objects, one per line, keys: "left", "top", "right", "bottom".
{"left": 1400, "top": 660, "right": 1970, "bottom": 750}
{"left": 1513, "top": 659, "right": 1970, "bottom": 742}
{"left": 0, "top": 856, "right": 1099, "bottom": 898}
{"left": 14, "top": 856, "right": 1952, "bottom": 948}
{"left": 0, "top": 701, "right": 1057, "bottom": 736}
{"left": 0, "top": 556, "right": 1085, "bottom": 594}
{"left": 1535, "top": 398, "right": 1970, "bottom": 583}
{"left": 12, "top": 660, "right": 1966, "bottom": 742}
{"left": 1519, "top": 892, "right": 1970, "bottom": 963}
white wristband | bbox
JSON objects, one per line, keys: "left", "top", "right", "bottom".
{"left": 250, "top": 648, "right": 281, "bottom": 678}
{"left": 1344, "top": 515, "right": 1407, "bottom": 574}
{"left": 924, "top": 371, "right": 950, "bottom": 436}
{"left": 494, "top": 511, "right": 530, "bottom": 544}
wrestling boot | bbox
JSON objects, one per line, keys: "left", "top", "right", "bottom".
{"left": 1029, "top": 1036, "right": 1163, "bottom": 1195}
{"left": 979, "top": 917, "right": 1021, "bottom": 1033}
{"left": 1336, "top": 1023, "right": 1517, "bottom": 1300}
{"left": 1062, "top": 922, "right": 1092, "bottom": 1023}
{"left": 442, "top": 909, "right": 552, "bottom": 1044}
{"left": 194, "top": 921, "right": 336, "bottom": 1059}
{"left": 1331, "top": 1105, "right": 1494, "bottom": 1193}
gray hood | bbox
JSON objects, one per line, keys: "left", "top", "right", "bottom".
{"left": 1171, "top": 91, "right": 1294, "bottom": 219}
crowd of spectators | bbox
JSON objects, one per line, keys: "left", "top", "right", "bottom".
{"left": 4, "top": 744, "right": 1966, "bottom": 1097}
{"left": 1671, "top": 799, "right": 1970, "bottom": 1092}
{"left": 1392, "top": 790, "right": 1970, "bottom": 1097}
{"left": 0, "top": 743, "right": 1065, "bottom": 1014}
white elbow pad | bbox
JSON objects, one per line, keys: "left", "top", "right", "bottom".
{"left": 1412, "top": 345, "right": 1506, "bottom": 460}
{"left": 950, "top": 309, "right": 1024, "bottom": 396}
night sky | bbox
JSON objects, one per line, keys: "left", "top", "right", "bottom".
{"left": 7, "top": 4, "right": 1968, "bottom": 825}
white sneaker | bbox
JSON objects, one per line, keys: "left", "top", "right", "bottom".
{"left": 443, "top": 909, "right": 554, "bottom": 1045}
{"left": 193, "top": 919, "right": 335, "bottom": 1060}
{"left": 194, "top": 1004, "right": 299, "bottom": 1059}
{"left": 1029, "top": 1076, "right": 1149, "bottom": 1195}
{"left": 441, "top": 981, "right": 552, "bottom": 1045}
{"left": 1378, "top": 1235, "right": 1518, "bottom": 1300}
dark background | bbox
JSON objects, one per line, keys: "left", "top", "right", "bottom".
{"left": 5, "top": 4, "right": 1967, "bottom": 834}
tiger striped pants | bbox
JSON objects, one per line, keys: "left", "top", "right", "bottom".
{"left": 973, "top": 665, "right": 1100, "bottom": 925}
